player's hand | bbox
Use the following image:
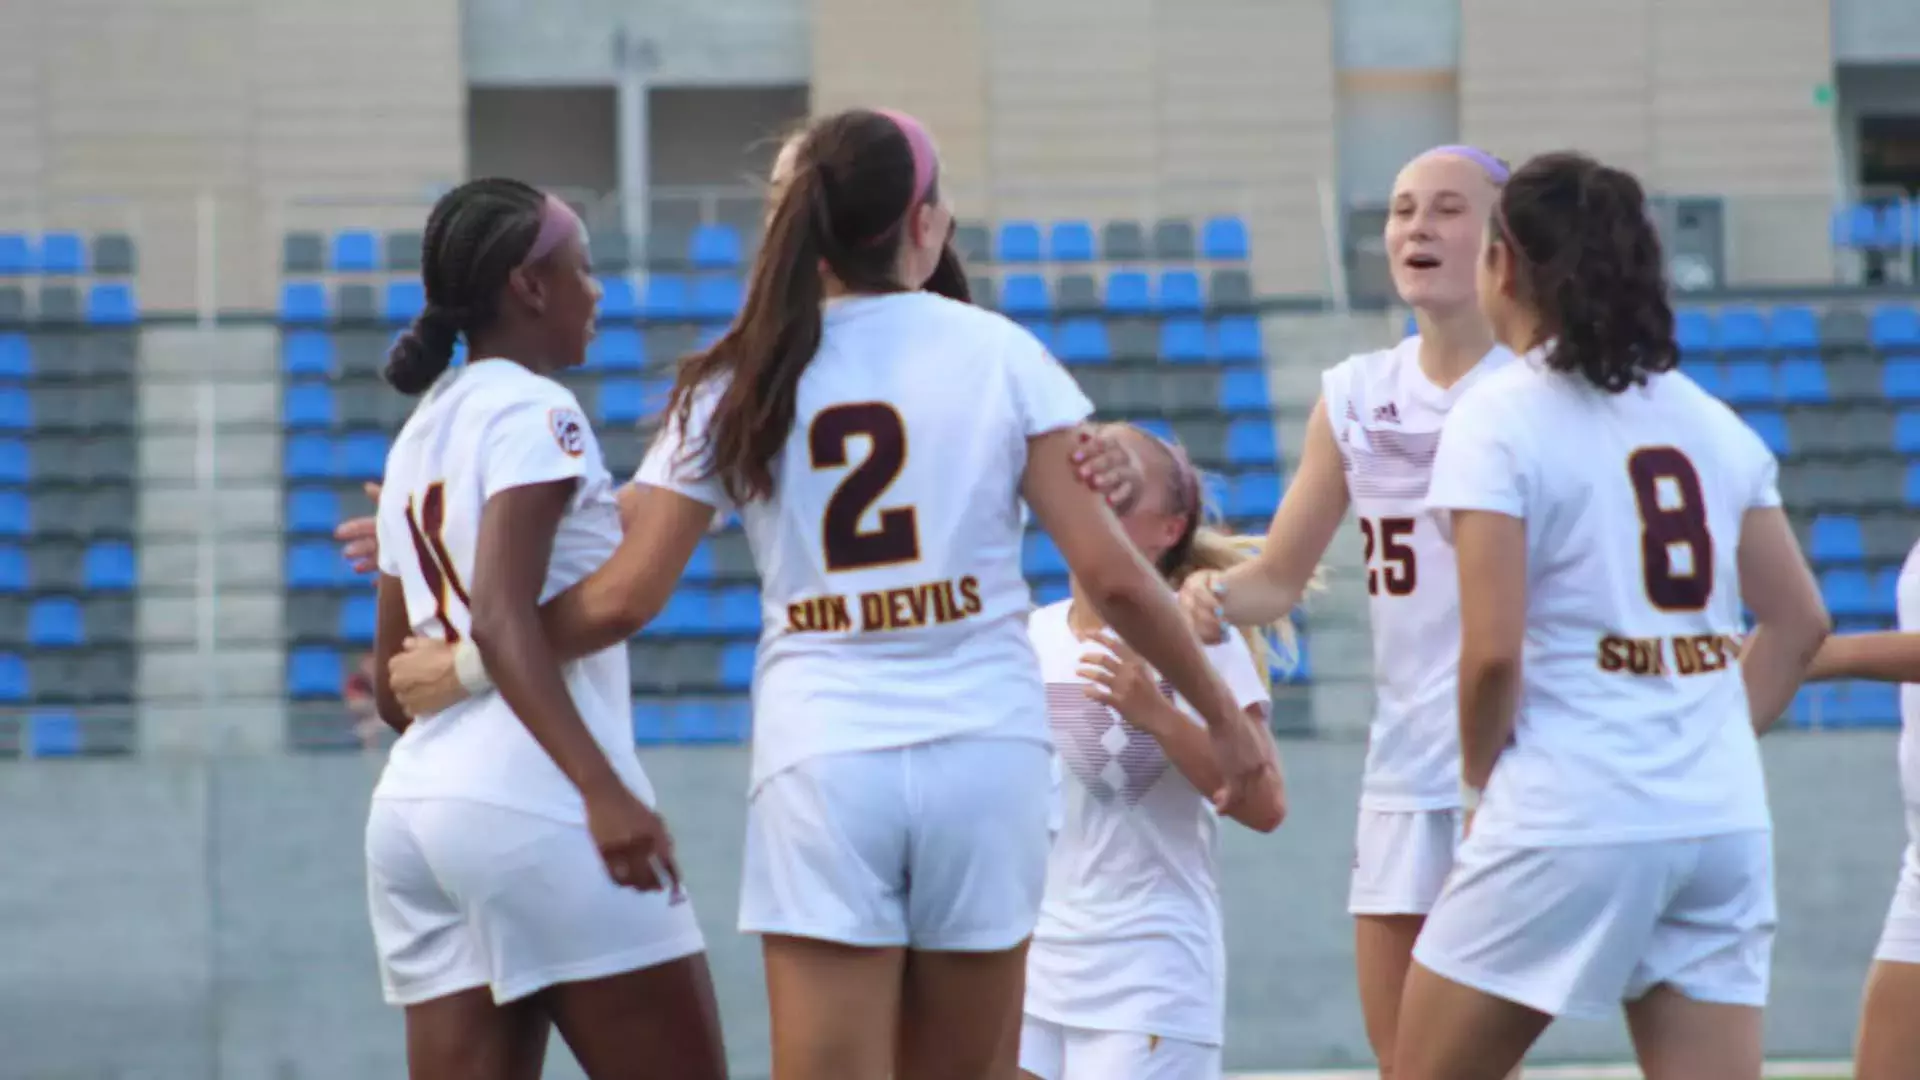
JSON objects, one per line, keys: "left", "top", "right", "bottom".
{"left": 1178, "top": 570, "right": 1229, "bottom": 646}
{"left": 334, "top": 482, "right": 383, "bottom": 574}
{"left": 1078, "top": 630, "right": 1174, "bottom": 736}
{"left": 1210, "top": 711, "right": 1281, "bottom": 821}
{"left": 387, "top": 636, "right": 470, "bottom": 716}
{"left": 584, "top": 784, "right": 681, "bottom": 893}
{"left": 1074, "top": 427, "right": 1143, "bottom": 509}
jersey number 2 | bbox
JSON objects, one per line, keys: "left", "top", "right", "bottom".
{"left": 404, "top": 482, "right": 471, "bottom": 641}
{"left": 810, "top": 403, "right": 921, "bottom": 572}
{"left": 1627, "top": 447, "right": 1713, "bottom": 612}
{"left": 1360, "top": 516, "right": 1417, "bottom": 596}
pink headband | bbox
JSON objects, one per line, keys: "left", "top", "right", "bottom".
{"left": 521, "top": 193, "right": 583, "bottom": 265}
{"left": 875, "top": 108, "right": 938, "bottom": 210}
{"left": 1415, "top": 144, "right": 1511, "bottom": 184}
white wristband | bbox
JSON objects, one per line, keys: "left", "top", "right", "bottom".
{"left": 1459, "top": 782, "right": 1483, "bottom": 814}
{"left": 453, "top": 638, "right": 494, "bottom": 695}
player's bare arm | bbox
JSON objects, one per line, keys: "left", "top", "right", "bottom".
{"left": 1736, "top": 506, "right": 1833, "bottom": 734}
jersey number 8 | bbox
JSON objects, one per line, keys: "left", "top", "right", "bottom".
{"left": 1626, "top": 447, "right": 1714, "bottom": 612}
{"left": 810, "top": 403, "right": 922, "bottom": 572}
{"left": 403, "top": 481, "right": 471, "bottom": 642}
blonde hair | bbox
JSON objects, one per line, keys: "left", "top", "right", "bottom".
{"left": 1111, "top": 423, "right": 1321, "bottom": 689}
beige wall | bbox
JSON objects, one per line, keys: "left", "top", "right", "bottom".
{"left": 0, "top": 0, "right": 464, "bottom": 314}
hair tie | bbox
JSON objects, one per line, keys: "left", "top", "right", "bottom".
{"left": 1414, "top": 144, "right": 1511, "bottom": 185}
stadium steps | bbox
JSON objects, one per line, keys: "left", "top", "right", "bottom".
{"left": 133, "top": 326, "right": 287, "bottom": 752}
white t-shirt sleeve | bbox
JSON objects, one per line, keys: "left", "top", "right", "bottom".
{"left": 1742, "top": 427, "right": 1783, "bottom": 510}
{"left": 1425, "top": 390, "right": 1529, "bottom": 534}
{"left": 480, "top": 399, "right": 592, "bottom": 503}
{"left": 1208, "top": 627, "right": 1273, "bottom": 712}
{"left": 634, "top": 380, "right": 736, "bottom": 515}
{"left": 1005, "top": 327, "right": 1094, "bottom": 437}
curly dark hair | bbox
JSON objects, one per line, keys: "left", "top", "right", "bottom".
{"left": 1491, "top": 151, "right": 1677, "bottom": 394}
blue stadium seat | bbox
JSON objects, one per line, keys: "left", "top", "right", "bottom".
{"left": 1055, "top": 318, "right": 1110, "bottom": 365}
{"left": 598, "top": 379, "right": 649, "bottom": 425}
{"left": 39, "top": 233, "right": 85, "bottom": 275}
{"left": 1215, "top": 316, "right": 1263, "bottom": 362}
{"left": 1718, "top": 360, "right": 1774, "bottom": 405}
{"left": 1001, "top": 274, "right": 1051, "bottom": 318}
{"left": 85, "top": 283, "right": 137, "bottom": 325}
{"left": 1714, "top": 307, "right": 1767, "bottom": 353}
{"left": 1904, "top": 462, "right": 1920, "bottom": 507}
{"left": 1228, "top": 471, "right": 1282, "bottom": 519}
{"left": 1874, "top": 306, "right": 1920, "bottom": 349}
{"left": 1022, "top": 532, "right": 1066, "bottom": 578}
{"left": 1225, "top": 420, "right": 1278, "bottom": 467}
{"left": 27, "top": 710, "right": 79, "bottom": 757}
{"left": 672, "top": 698, "right": 750, "bottom": 743}
{"left": 0, "top": 491, "right": 26, "bottom": 537}
{"left": 1740, "top": 411, "right": 1789, "bottom": 454}
{"left": 0, "top": 545, "right": 22, "bottom": 593}
{"left": 1277, "top": 631, "right": 1310, "bottom": 684}
{"left": 1021, "top": 319, "right": 1055, "bottom": 353}
{"left": 633, "top": 699, "right": 671, "bottom": 744}
{"left": 282, "top": 331, "right": 335, "bottom": 376}
{"left": 715, "top": 588, "right": 761, "bottom": 636}
{"left": 719, "top": 642, "right": 755, "bottom": 691}
{"left": 0, "top": 234, "right": 33, "bottom": 274}
{"left": 1831, "top": 205, "right": 1881, "bottom": 250}
{"left": 1897, "top": 411, "right": 1920, "bottom": 455}
{"left": 83, "top": 541, "right": 136, "bottom": 591}
{"left": 287, "top": 541, "right": 348, "bottom": 589}
{"left": 383, "top": 281, "right": 425, "bottom": 323}
{"left": 0, "top": 439, "right": 24, "bottom": 485}
{"left": 1104, "top": 271, "right": 1152, "bottom": 315}
{"left": 1876, "top": 567, "right": 1903, "bottom": 616}
{"left": 284, "top": 434, "right": 333, "bottom": 480}
{"left": 1201, "top": 216, "right": 1250, "bottom": 260}
{"left": 1687, "top": 361, "right": 1726, "bottom": 400}
{"left": 0, "top": 385, "right": 29, "bottom": 430}
{"left": 0, "top": 652, "right": 23, "bottom": 701}
{"left": 692, "top": 276, "right": 742, "bottom": 322}
{"left": 1675, "top": 310, "right": 1714, "bottom": 354}
{"left": 338, "top": 593, "right": 377, "bottom": 643}
{"left": 588, "top": 327, "right": 643, "bottom": 371}
{"left": 1160, "top": 318, "right": 1208, "bottom": 363}
{"left": 1775, "top": 356, "right": 1828, "bottom": 404}
{"left": 340, "top": 432, "right": 389, "bottom": 479}
{"left": 1769, "top": 306, "right": 1820, "bottom": 350}
{"left": 1033, "top": 578, "right": 1071, "bottom": 605}
{"left": 1218, "top": 369, "right": 1271, "bottom": 413}
{"left": 29, "top": 597, "right": 83, "bottom": 647}
{"left": 1808, "top": 516, "right": 1864, "bottom": 564}
{"left": 1883, "top": 357, "right": 1920, "bottom": 401}
{"left": 1843, "top": 682, "right": 1901, "bottom": 727}
{"left": 289, "top": 647, "right": 342, "bottom": 698}
{"left": 643, "top": 590, "right": 700, "bottom": 636}
{"left": 280, "top": 283, "right": 329, "bottom": 324}
{"left": 689, "top": 224, "right": 743, "bottom": 270}
{"left": 1157, "top": 271, "right": 1204, "bottom": 315}
{"left": 0, "top": 334, "right": 27, "bottom": 379}
{"left": 682, "top": 541, "right": 715, "bottom": 584}
{"left": 331, "top": 231, "right": 378, "bottom": 272}
{"left": 643, "top": 275, "right": 690, "bottom": 320}
{"left": 283, "top": 383, "right": 337, "bottom": 429}
{"left": 1823, "top": 568, "right": 1873, "bottom": 618}
{"left": 287, "top": 489, "right": 340, "bottom": 534}
{"left": 1050, "top": 221, "right": 1095, "bottom": 263}
{"left": 997, "top": 222, "right": 1042, "bottom": 263}
{"left": 597, "top": 276, "right": 638, "bottom": 320}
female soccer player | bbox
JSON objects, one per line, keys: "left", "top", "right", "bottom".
{"left": 1176, "top": 144, "right": 1517, "bottom": 1075}
{"left": 382, "top": 108, "right": 1271, "bottom": 1080}
{"left": 363, "top": 179, "right": 727, "bottom": 1080}
{"left": 1395, "top": 150, "right": 1833, "bottom": 1080}
{"left": 1018, "top": 422, "right": 1287, "bottom": 1080}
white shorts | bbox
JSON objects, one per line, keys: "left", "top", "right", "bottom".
{"left": 739, "top": 735, "right": 1051, "bottom": 951}
{"left": 1413, "top": 829, "right": 1775, "bottom": 1019}
{"left": 1874, "top": 819, "right": 1920, "bottom": 964}
{"left": 1348, "top": 807, "right": 1463, "bottom": 916}
{"left": 1019, "top": 1015, "right": 1221, "bottom": 1080}
{"left": 365, "top": 797, "right": 707, "bottom": 1006}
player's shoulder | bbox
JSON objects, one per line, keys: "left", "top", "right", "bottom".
{"left": 1329, "top": 334, "right": 1418, "bottom": 387}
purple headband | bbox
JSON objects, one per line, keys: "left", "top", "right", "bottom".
{"left": 521, "top": 193, "right": 583, "bottom": 265}
{"left": 875, "top": 108, "right": 938, "bottom": 210}
{"left": 1417, "top": 144, "right": 1511, "bottom": 184}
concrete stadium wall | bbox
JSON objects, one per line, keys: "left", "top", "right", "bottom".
{"left": 0, "top": 732, "right": 1903, "bottom": 1079}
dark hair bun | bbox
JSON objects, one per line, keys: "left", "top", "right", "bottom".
{"left": 385, "top": 306, "right": 461, "bottom": 395}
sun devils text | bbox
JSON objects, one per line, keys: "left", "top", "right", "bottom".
{"left": 786, "top": 576, "right": 984, "bottom": 635}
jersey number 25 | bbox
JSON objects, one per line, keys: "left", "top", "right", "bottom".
{"left": 1627, "top": 447, "right": 1713, "bottom": 612}
{"left": 810, "top": 403, "right": 922, "bottom": 572}
{"left": 1360, "top": 516, "right": 1417, "bottom": 596}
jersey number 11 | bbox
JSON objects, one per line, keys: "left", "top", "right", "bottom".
{"left": 404, "top": 482, "right": 471, "bottom": 642}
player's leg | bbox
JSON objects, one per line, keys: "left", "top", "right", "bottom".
{"left": 1619, "top": 830, "right": 1773, "bottom": 1080}
{"left": 1395, "top": 837, "right": 1677, "bottom": 1080}
{"left": 741, "top": 748, "right": 918, "bottom": 1080}
{"left": 895, "top": 737, "right": 1054, "bottom": 1080}
{"left": 1853, "top": 837, "right": 1920, "bottom": 1080}
{"left": 1349, "top": 808, "right": 1459, "bottom": 1078}
{"left": 404, "top": 989, "right": 551, "bottom": 1080}
{"left": 543, "top": 957, "right": 728, "bottom": 1080}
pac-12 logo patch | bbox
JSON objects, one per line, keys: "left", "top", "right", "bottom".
{"left": 549, "top": 407, "right": 587, "bottom": 458}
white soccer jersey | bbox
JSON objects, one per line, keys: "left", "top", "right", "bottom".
{"left": 1897, "top": 541, "right": 1920, "bottom": 831}
{"left": 373, "top": 359, "right": 654, "bottom": 821}
{"left": 638, "top": 292, "right": 1094, "bottom": 789}
{"left": 1322, "top": 336, "right": 1518, "bottom": 811}
{"left": 1023, "top": 599, "right": 1270, "bottom": 1047}
{"left": 1425, "top": 358, "right": 1776, "bottom": 845}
